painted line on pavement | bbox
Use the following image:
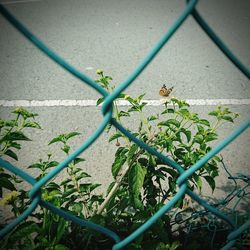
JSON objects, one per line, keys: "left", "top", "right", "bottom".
{"left": 0, "top": 99, "right": 250, "bottom": 107}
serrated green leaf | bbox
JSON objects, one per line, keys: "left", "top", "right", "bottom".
{"left": 128, "top": 163, "right": 146, "bottom": 204}
{"left": 112, "top": 153, "right": 127, "bottom": 178}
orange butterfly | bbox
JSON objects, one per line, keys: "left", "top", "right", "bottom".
{"left": 159, "top": 84, "right": 173, "bottom": 97}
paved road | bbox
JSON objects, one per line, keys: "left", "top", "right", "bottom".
{"left": 0, "top": 0, "right": 249, "bottom": 203}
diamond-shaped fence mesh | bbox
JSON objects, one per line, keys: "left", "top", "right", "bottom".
{"left": 0, "top": 0, "right": 249, "bottom": 249}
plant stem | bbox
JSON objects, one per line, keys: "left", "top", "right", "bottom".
{"left": 96, "top": 163, "right": 129, "bottom": 215}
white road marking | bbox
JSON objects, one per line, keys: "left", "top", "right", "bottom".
{"left": 1, "top": 0, "right": 41, "bottom": 5}
{"left": 0, "top": 99, "right": 250, "bottom": 107}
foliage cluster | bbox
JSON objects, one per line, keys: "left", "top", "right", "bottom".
{"left": 0, "top": 71, "right": 248, "bottom": 250}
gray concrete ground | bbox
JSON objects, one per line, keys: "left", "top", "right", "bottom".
{"left": 0, "top": 0, "right": 249, "bottom": 208}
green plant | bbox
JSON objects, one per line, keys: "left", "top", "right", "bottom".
{"left": 1, "top": 70, "right": 247, "bottom": 250}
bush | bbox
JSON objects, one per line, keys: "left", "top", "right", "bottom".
{"left": 0, "top": 71, "right": 248, "bottom": 250}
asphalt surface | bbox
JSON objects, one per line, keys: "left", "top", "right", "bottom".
{"left": 0, "top": 0, "right": 249, "bottom": 205}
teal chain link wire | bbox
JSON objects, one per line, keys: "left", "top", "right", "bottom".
{"left": 0, "top": 0, "right": 249, "bottom": 249}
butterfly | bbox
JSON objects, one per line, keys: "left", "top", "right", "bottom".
{"left": 159, "top": 84, "right": 173, "bottom": 97}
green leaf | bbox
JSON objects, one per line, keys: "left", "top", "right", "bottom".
{"left": 180, "top": 128, "right": 191, "bottom": 143}
{"left": 138, "top": 93, "right": 145, "bottom": 102}
{"left": 76, "top": 172, "right": 91, "bottom": 181}
{"left": 12, "top": 108, "right": 38, "bottom": 118}
{"left": 193, "top": 174, "right": 202, "bottom": 190}
{"left": 197, "top": 125, "right": 204, "bottom": 133}
{"left": 65, "top": 132, "right": 81, "bottom": 140}
{"left": 177, "top": 108, "right": 190, "bottom": 118}
{"left": 61, "top": 144, "right": 70, "bottom": 154}
{"left": 80, "top": 183, "right": 101, "bottom": 193}
{"left": 158, "top": 119, "right": 180, "bottom": 128}
{"left": 128, "top": 105, "right": 141, "bottom": 112}
{"left": 198, "top": 119, "right": 210, "bottom": 126}
{"left": 128, "top": 163, "right": 146, "bottom": 205}
{"left": 9, "top": 141, "right": 21, "bottom": 150}
{"left": 23, "top": 121, "right": 41, "bottom": 129}
{"left": 9, "top": 221, "right": 40, "bottom": 241}
{"left": 96, "top": 97, "right": 104, "bottom": 106}
{"left": 222, "top": 115, "right": 234, "bottom": 122}
{"left": 73, "top": 157, "right": 85, "bottom": 165}
{"left": 127, "top": 144, "right": 139, "bottom": 164}
{"left": 62, "top": 188, "right": 77, "bottom": 198}
{"left": 147, "top": 115, "right": 158, "bottom": 121}
{"left": 4, "top": 149, "right": 18, "bottom": 160}
{"left": 161, "top": 108, "right": 175, "bottom": 114}
{"left": 46, "top": 182, "right": 61, "bottom": 191}
{"left": 109, "top": 133, "right": 123, "bottom": 142}
{"left": 54, "top": 244, "right": 69, "bottom": 250}
{"left": 118, "top": 93, "right": 126, "bottom": 98}
{"left": 159, "top": 167, "right": 178, "bottom": 178}
{"left": 208, "top": 110, "right": 219, "bottom": 117}
{"left": 48, "top": 135, "right": 65, "bottom": 145}
{"left": 69, "top": 202, "right": 83, "bottom": 214}
{"left": 2, "top": 131, "right": 31, "bottom": 142}
{"left": 112, "top": 148, "right": 128, "bottom": 178}
{"left": 203, "top": 175, "right": 215, "bottom": 192}
{"left": 60, "top": 179, "right": 72, "bottom": 186}
{"left": 28, "top": 162, "right": 44, "bottom": 170}
{"left": 118, "top": 111, "right": 130, "bottom": 118}
{"left": 47, "top": 161, "right": 59, "bottom": 169}
{"left": 0, "top": 176, "right": 16, "bottom": 191}
{"left": 205, "top": 132, "right": 218, "bottom": 142}
{"left": 193, "top": 134, "right": 203, "bottom": 144}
